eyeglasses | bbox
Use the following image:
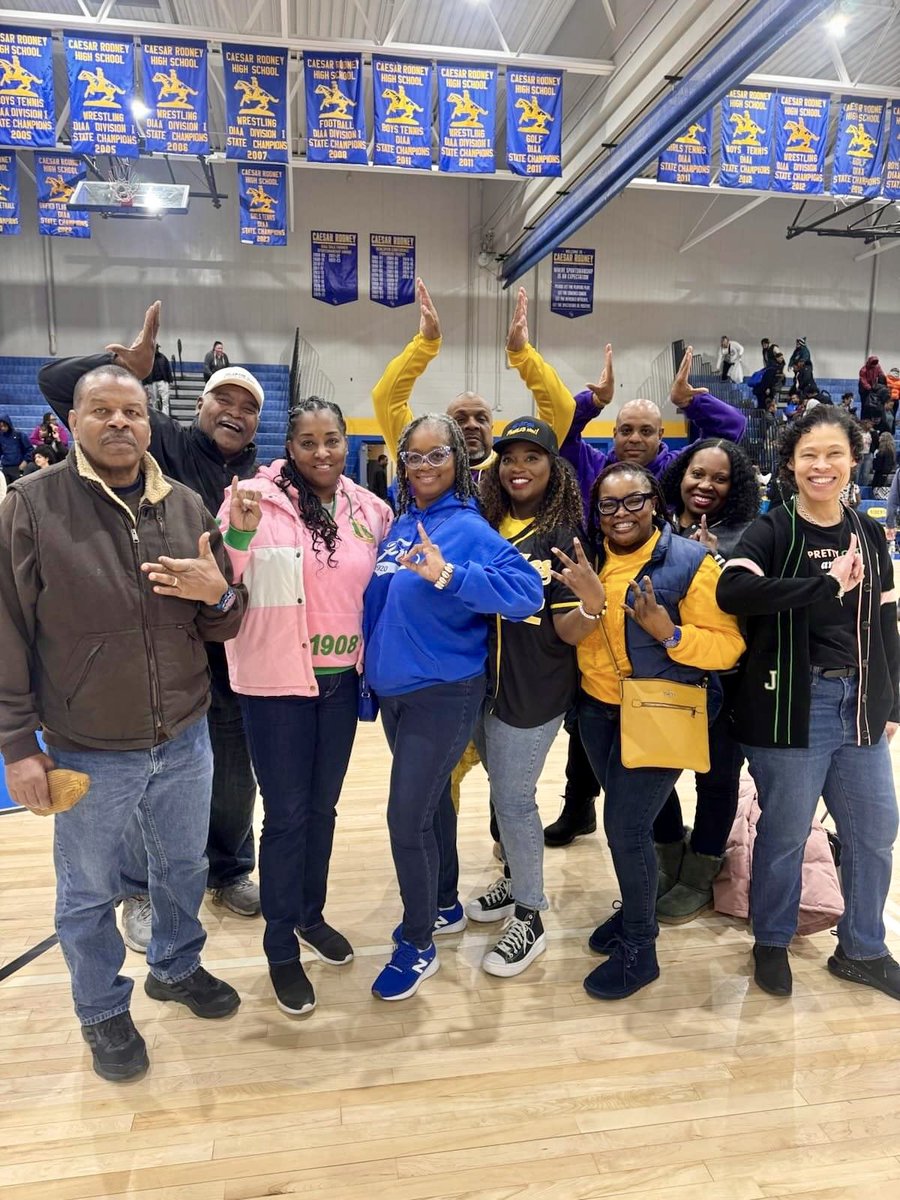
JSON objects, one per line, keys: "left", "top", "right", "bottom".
{"left": 400, "top": 445, "right": 453, "bottom": 469}
{"left": 597, "top": 492, "right": 655, "bottom": 517}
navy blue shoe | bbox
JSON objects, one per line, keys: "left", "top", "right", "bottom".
{"left": 588, "top": 904, "right": 623, "bottom": 955}
{"left": 584, "top": 939, "right": 659, "bottom": 1000}
{"left": 372, "top": 939, "right": 439, "bottom": 1001}
{"left": 392, "top": 902, "right": 467, "bottom": 946}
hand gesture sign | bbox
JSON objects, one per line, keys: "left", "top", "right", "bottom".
{"left": 669, "top": 345, "right": 707, "bottom": 410}
{"left": 398, "top": 521, "right": 447, "bottom": 584}
{"left": 506, "top": 286, "right": 529, "bottom": 354}
{"left": 417, "top": 278, "right": 442, "bottom": 341}
{"left": 551, "top": 538, "right": 606, "bottom": 614}
{"left": 829, "top": 532, "right": 863, "bottom": 595}
{"left": 105, "top": 300, "right": 161, "bottom": 381}
{"left": 142, "top": 531, "right": 229, "bottom": 606}
{"left": 585, "top": 343, "right": 615, "bottom": 410}
{"left": 690, "top": 514, "right": 718, "bottom": 554}
{"left": 623, "top": 576, "right": 677, "bottom": 643}
{"left": 228, "top": 475, "right": 262, "bottom": 533}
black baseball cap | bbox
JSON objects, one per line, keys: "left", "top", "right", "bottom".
{"left": 493, "top": 416, "right": 559, "bottom": 456}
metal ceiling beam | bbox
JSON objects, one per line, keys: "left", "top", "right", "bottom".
{"left": 601, "top": 0, "right": 617, "bottom": 30}
{"left": 679, "top": 194, "right": 770, "bottom": 252}
{"left": 498, "top": 0, "right": 835, "bottom": 285}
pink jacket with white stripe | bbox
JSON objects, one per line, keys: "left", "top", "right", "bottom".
{"left": 218, "top": 462, "right": 393, "bottom": 697}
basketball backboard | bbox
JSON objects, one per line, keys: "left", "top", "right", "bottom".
{"left": 68, "top": 180, "right": 190, "bottom": 217}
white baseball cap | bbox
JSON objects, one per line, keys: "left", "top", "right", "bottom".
{"left": 203, "top": 366, "right": 264, "bottom": 410}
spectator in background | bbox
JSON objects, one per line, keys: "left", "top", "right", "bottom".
{"left": 22, "top": 445, "right": 58, "bottom": 475}
{"left": 859, "top": 355, "right": 887, "bottom": 409}
{"left": 841, "top": 391, "right": 857, "bottom": 415}
{"left": 788, "top": 337, "right": 812, "bottom": 376}
{"left": 369, "top": 452, "right": 389, "bottom": 501}
{"left": 858, "top": 417, "right": 877, "bottom": 486}
{"left": 872, "top": 431, "right": 897, "bottom": 496}
{"left": 0, "top": 414, "right": 31, "bottom": 484}
{"left": 203, "top": 340, "right": 230, "bottom": 382}
{"left": 30, "top": 411, "right": 69, "bottom": 458}
{"left": 862, "top": 383, "right": 893, "bottom": 433}
{"left": 143, "top": 344, "right": 174, "bottom": 412}
{"left": 716, "top": 335, "right": 745, "bottom": 384}
{"left": 753, "top": 339, "right": 785, "bottom": 407}
{"left": 886, "top": 367, "right": 900, "bottom": 405}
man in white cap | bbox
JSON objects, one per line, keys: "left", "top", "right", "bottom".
{"left": 39, "top": 302, "right": 265, "bottom": 945}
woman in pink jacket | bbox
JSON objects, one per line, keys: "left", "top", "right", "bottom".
{"left": 220, "top": 398, "right": 393, "bottom": 1016}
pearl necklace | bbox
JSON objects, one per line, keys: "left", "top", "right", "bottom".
{"left": 796, "top": 499, "right": 843, "bottom": 527}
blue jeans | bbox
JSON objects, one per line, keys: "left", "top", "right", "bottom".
{"left": 380, "top": 675, "right": 485, "bottom": 948}
{"left": 51, "top": 718, "right": 213, "bottom": 1025}
{"left": 578, "top": 694, "right": 682, "bottom": 946}
{"left": 743, "top": 673, "right": 899, "bottom": 958}
{"left": 474, "top": 704, "right": 562, "bottom": 910}
{"left": 240, "top": 670, "right": 359, "bottom": 965}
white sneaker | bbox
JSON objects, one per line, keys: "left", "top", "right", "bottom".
{"left": 482, "top": 911, "right": 546, "bottom": 978}
{"left": 465, "top": 876, "right": 514, "bottom": 923}
{"left": 121, "top": 895, "right": 151, "bottom": 953}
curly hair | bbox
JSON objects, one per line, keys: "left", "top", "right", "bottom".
{"left": 776, "top": 404, "right": 864, "bottom": 492}
{"left": 586, "top": 462, "right": 669, "bottom": 551}
{"left": 479, "top": 447, "right": 583, "bottom": 536}
{"left": 659, "top": 438, "right": 760, "bottom": 527}
{"left": 277, "top": 396, "right": 347, "bottom": 566}
{"left": 394, "top": 413, "right": 475, "bottom": 514}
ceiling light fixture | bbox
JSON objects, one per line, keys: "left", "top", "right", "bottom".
{"left": 130, "top": 98, "right": 151, "bottom": 120}
{"left": 826, "top": 8, "right": 849, "bottom": 37}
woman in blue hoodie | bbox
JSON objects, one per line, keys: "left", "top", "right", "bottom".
{"left": 364, "top": 413, "right": 545, "bottom": 1001}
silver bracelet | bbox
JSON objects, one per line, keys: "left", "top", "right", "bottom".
{"left": 434, "top": 563, "right": 455, "bottom": 590}
{"left": 578, "top": 601, "right": 604, "bottom": 620}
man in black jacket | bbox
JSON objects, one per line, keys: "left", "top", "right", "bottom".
{"left": 39, "top": 302, "right": 264, "bottom": 948}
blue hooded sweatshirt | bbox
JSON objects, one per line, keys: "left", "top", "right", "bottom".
{"left": 363, "top": 490, "right": 545, "bottom": 697}
{"left": 0, "top": 415, "right": 31, "bottom": 471}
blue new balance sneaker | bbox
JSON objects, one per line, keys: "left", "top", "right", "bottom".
{"left": 391, "top": 901, "right": 467, "bottom": 946}
{"left": 372, "top": 939, "right": 439, "bottom": 1001}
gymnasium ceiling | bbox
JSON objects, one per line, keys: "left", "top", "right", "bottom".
{"left": 3, "top": 0, "right": 900, "bottom": 260}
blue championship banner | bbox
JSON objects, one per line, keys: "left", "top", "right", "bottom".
{"left": 0, "top": 149, "right": 19, "bottom": 234}
{"left": 141, "top": 38, "right": 209, "bottom": 155}
{"left": 305, "top": 52, "right": 367, "bottom": 164}
{"left": 372, "top": 56, "right": 431, "bottom": 169}
{"left": 882, "top": 101, "right": 900, "bottom": 199}
{"left": 0, "top": 27, "right": 55, "bottom": 148}
{"left": 437, "top": 62, "right": 496, "bottom": 174}
{"left": 238, "top": 164, "right": 287, "bottom": 246}
{"left": 773, "top": 92, "right": 829, "bottom": 193}
{"left": 223, "top": 45, "right": 288, "bottom": 163}
{"left": 657, "top": 110, "right": 713, "bottom": 185}
{"left": 311, "top": 231, "right": 358, "bottom": 305}
{"left": 550, "top": 247, "right": 595, "bottom": 319}
{"left": 370, "top": 234, "right": 415, "bottom": 307}
{"left": 832, "top": 97, "right": 886, "bottom": 197}
{"left": 34, "top": 152, "right": 90, "bottom": 238}
{"left": 506, "top": 68, "right": 562, "bottom": 177}
{"left": 720, "top": 89, "right": 774, "bottom": 189}
{"left": 65, "top": 32, "right": 138, "bottom": 157}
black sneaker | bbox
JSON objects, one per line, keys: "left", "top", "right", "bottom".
{"left": 465, "top": 876, "right": 514, "bottom": 923}
{"left": 543, "top": 796, "right": 597, "bottom": 847}
{"left": 753, "top": 944, "right": 792, "bottom": 996}
{"left": 827, "top": 945, "right": 900, "bottom": 1000}
{"left": 144, "top": 965, "right": 241, "bottom": 1018}
{"left": 481, "top": 906, "right": 546, "bottom": 978}
{"left": 297, "top": 922, "right": 354, "bottom": 965}
{"left": 81, "top": 1012, "right": 149, "bottom": 1082}
{"left": 269, "top": 960, "right": 317, "bottom": 1015}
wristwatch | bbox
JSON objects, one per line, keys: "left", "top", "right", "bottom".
{"left": 212, "top": 586, "right": 237, "bottom": 613}
{"left": 660, "top": 627, "right": 682, "bottom": 649}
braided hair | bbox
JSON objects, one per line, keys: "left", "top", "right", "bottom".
{"left": 587, "top": 462, "right": 669, "bottom": 551}
{"left": 394, "top": 413, "right": 475, "bottom": 514}
{"left": 277, "top": 396, "right": 347, "bottom": 565}
{"left": 480, "top": 450, "right": 583, "bottom": 536}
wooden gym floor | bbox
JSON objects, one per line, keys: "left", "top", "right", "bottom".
{"left": 2, "top": 723, "right": 900, "bottom": 1200}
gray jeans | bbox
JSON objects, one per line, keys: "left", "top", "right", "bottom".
{"left": 474, "top": 704, "right": 563, "bottom": 911}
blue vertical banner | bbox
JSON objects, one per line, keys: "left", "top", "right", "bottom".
{"left": 437, "top": 62, "right": 496, "bottom": 174}
{"left": 223, "top": 45, "right": 288, "bottom": 162}
{"left": 311, "top": 231, "right": 358, "bottom": 305}
{"left": 506, "top": 68, "right": 562, "bottom": 177}
{"left": 0, "top": 149, "right": 19, "bottom": 234}
{"left": 720, "top": 89, "right": 774, "bottom": 189}
{"left": 882, "top": 101, "right": 900, "bottom": 199}
{"left": 238, "top": 164, "right": 286, "bottom": 246}
{"left": 370, "top": 234, "right": 416, "bottom": 307}
{"left": 0, "top": 27, "right": 56, "bottom": 148}
{"left": 141, "top": 38, "right": 209, "bottom": 155}
{"left": 773, "top": 92, "right": 829, "bottom": 193}
{"left": 64, "top": 33, "right": 138, "bottom": 157}
{"left": 34, "top": 152, "right": 90, "bottom": 238}
{"left": 305, "top": 52, "right": 367, "bottom": 164}
{"left": 657, "top": 110, "right": 713, "bottom": 185}
{"left": 372, "top": 56, "right": 431, "bottom": 169}
{"left": 832, "top": 97, "right": 886, "bottom": 197}
{"left": 550, "top": 248, "right": 595, "bottom": 319}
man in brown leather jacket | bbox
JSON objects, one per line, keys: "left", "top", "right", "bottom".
{"left": 0, "top": 365, "right": 247, "bottom": 1083}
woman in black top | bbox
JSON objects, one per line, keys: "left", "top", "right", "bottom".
{"left": 718, "top": 406, "right": 900, "bottom": 1001}
{"left": 465, "top": 416, "right": 584, "bottom": 978}
{"left": 651, "top": 439, "right": 760, "bottom": 923}
{"left": 871, "top": 431, "right": 896, "bottom": 493}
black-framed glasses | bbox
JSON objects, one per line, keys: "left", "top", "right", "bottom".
{"left": 597, "top": 491, "right": 655, "bottom": 517}
{"left": 399, "top": 445, "right": 453, "bottom": 469}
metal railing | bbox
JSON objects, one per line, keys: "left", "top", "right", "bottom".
{"left": 289, "top": 326, "right": 335, "bottom": 406}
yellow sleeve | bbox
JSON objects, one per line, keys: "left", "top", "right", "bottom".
{"left": 667, "top": 556, "right": 746, "bottom": 671}
{"left": 371, "top": 332, "right": 441, "bottom": 459}
{"left": 506, "top": 342, "right": 576, "bottom": 444}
